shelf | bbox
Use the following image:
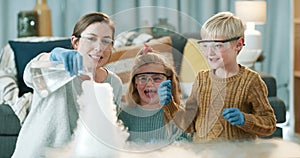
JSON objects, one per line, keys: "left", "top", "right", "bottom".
{"left": 295, "top": 19, "right": 300, "bottom": 24}
{"left": 295, "top": 70, "right": 300, "bottom": 78}
{"left": 294, "top": 0, "right": 300, "bottom": 134}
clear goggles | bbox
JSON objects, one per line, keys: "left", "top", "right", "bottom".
{"left": 197, "top": 37, "right": 242, "bottom": 53}
{"left": 78, "top": 34, "right": 113, "bottom": 49}
{"left": 134, "top": 72, "right": 168, "bottom": 85}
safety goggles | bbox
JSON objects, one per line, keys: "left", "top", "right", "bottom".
{"left": 78, "top": 35, "right": 113, "bottom": 49}
{"left": 197, "top": 37, "right": 241, "bottom": 53}
{"left": 134, "top": 72, "right": 168, "bottom": 85}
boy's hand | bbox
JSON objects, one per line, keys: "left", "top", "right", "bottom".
{"left": 158, "top": 80, "right": 172, "bottom": 106}
{"left": 222, "top": 108, "right": 245, "bottom": 126}
{"left": 50, "top": 47, "right": 82, "bottom": 76}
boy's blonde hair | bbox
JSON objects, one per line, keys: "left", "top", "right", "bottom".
{"left": 201, "top": 12, "right": 245, "bottom": 39}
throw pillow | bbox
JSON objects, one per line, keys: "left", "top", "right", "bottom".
{"left": 180, "top": 38, "right": 209, "bottom": 98}
{"left": 8, "top": 37, "right": 71, "bottom": 97}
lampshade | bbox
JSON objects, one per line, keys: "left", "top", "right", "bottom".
{"left": 235, "top": 1, "right": 267, "bottom": 68}
{"left": 235, "top": 1, "right": 267, "bottom": 24}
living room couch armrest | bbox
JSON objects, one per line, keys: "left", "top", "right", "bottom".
{"left": 260, "top": 72, "right": 277, "bottom": 97}
{"left": 0, "top": 104, "right": 21, "bottom": 158}
{"left": 268, "top": 97, "right": 286, "bottom": 123}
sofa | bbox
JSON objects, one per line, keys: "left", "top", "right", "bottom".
{"left": 0, "top": 32, "right": 286, "bottom": 157}
{"left": 260, "top": 72, "right": 286, "bottom": 138}
{"left": 0, "top": 37, "right": 72, "bottom": 157}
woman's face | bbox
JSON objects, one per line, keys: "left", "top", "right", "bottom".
{"left": 134, "top": 63, "right": 167, "bottom": 106}
{"left": 72, "top": 22, "right": 113, "bottom": 69}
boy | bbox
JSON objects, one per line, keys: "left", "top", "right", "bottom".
{"left": 158, "top": 12, "right": 276, "bottom": 141}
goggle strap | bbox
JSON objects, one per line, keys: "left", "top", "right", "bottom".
{"left": 197, "top": 36, "right": 241, "bottom": 43}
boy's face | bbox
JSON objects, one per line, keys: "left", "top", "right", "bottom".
{"left": 198, "top": 37, "right": 244, "bottom": 69}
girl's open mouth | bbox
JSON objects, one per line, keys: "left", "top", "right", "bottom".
{"left": 144, "top": 89, "right": 157, "bottom": 98}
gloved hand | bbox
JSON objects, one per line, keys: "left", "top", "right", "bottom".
{"left": 50, "top": 47, "right": 82, "bottom": 76}
{"left": 222, "top": 108, "right": 245, "bottom": 126}
{"left": 158, "top": 80, "right": 172, "bottom": 106}
{"left": 138, "top": 42, "right": 154, "bottom": 55}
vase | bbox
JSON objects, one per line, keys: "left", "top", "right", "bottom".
{"left": 34, "top": 0, "right": 52, "bottom": 36}
{"left": 17, "top": 10, "right": 39, "bottom": 38}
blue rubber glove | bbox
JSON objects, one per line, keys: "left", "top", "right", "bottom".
{"left": 50, "top": 47, "right": 82, "bottom": 76}
{"left": 158, "top": 80, "right": 172, "bottom": 106}
{"left": 222, "top": 108, "right": 245, "bottom": 126}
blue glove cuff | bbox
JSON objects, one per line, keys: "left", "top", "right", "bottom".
{"left": 50, "top": 48, "right": 61, "bottom": 61}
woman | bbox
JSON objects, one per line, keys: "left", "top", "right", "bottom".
{"left": 118, "top": 44, "right": 191, "bottom": 145}
{"left": 12, "top": 12, "right": 122, "bottom": 157}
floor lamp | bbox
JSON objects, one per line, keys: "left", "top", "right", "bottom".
{"left": 235, "top": 0, "right": 267, "bottom": 68}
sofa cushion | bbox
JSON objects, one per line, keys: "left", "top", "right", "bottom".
{"left": 169, "top": 33, "right": 187, "bottom": 74}
{"left": 180, "top": 38, "right": 209, "bottom": 83}
{"left": 0, "top": 104, "right": 21, "bottom": 135}
{"left": 8, "top": 37, "right": 71, "bottom": 97}
{"left": 0, "top": 104, "right": 21, "bottom": 157}
{"left": 166, "top": 32, "right": 201, "bottom": 75}
{"left": 180, "top": 38, "right": 209, "bottom": 98}
{"left": 0, "top": 136, "right": 18, "bottom": 158}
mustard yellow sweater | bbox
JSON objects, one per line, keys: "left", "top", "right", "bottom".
{"left": 164, "top": 65, "right": 277, "bottom": 142}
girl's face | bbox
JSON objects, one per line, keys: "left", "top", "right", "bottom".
{"left": 134, "top": 63, "right": 167, "bottom": 106}
{"left": 199, "top": 36, "right": 243, "bottom": 69}
{"left": 72, "top": 22, "right": 113, "bottom": 69}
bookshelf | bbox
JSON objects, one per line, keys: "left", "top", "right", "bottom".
{"left": 293, "top": 0, "right": 300, "bottom": 134}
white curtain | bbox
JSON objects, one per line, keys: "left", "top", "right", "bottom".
{"left": 0, "top": 0, "right": 5, "bottom": 48}
{"left": 99, "top": 0, "right": 235, "bottom": 35}
{"left": 0, "top": 0, "right": 291, "bottom": 111}
{"left": 263, "top": 0, "right": 291, "bottom": 109}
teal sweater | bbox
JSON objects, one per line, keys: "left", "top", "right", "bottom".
{"left": 118, "top": 105, "right": 192, "bottom": 144}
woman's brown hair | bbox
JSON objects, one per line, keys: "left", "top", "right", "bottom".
{"left": 72, "top": 12, "right": 115, "bottom": 44}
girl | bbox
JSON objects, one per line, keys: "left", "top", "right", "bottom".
{"left": 118, "top": 44, "right": 191, "bottom": 145}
